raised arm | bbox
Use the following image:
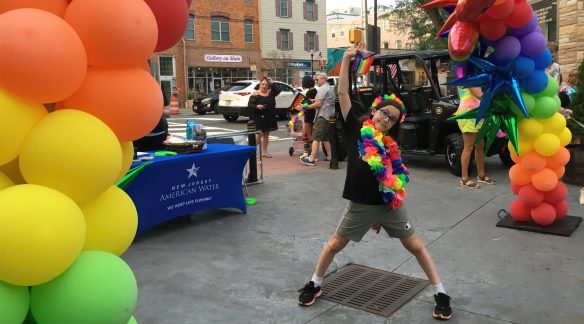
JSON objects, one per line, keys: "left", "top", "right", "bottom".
{"left": 268, "top": 78, "right": 281, "bottom": 97}
{"left": 338, "top": 43, "right": 365, "bottom": 121}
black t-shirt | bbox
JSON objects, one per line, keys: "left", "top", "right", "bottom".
{"left": 342, "top": 107, "right": 385, "bottom": 205}
{"left": 304, "top": 88, "right": 317, "bottom": 123}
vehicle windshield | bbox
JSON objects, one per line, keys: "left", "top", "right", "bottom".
{"left": 225, "top": 82, "right": 252, "bottom": 91}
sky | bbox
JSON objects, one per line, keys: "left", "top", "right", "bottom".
{"left": 326, "top": 0, "right": 395, "bottom": 11}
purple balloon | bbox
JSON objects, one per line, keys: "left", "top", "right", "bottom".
{"left": 511, "top": 14, "right": 537, "bottom": 36}
{"left": 520, "top": 32, "right": 547, "bottom": 57}
{"left": 534, "top": 26, "right": 543, "bottom": 33}
{"left": 494, "top": 36, "right": 521, "bottom": 62}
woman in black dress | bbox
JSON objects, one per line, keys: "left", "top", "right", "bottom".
{"left": 248, "top": 77, "right": 280, "bottom": 158}
{"left": 301, "top": 75, "right": 317, "bottom": 157}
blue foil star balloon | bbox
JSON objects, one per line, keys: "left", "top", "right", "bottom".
{"left": 447, "top": 55, "right": 529, "bottom": 124}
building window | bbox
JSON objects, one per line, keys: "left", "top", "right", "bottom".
{"left": 308, "top": 31, "right": 316, "bottom": 51}
{"left": 244, "top": 20, "right": 253, "bottom": 43}
{"left": 383, "top": 41, "right": 389, "bottom": 49}
{"left": 340, "top": 27, "right": 345, "bottom": 38}
{"left": 382, "top": 18, "right": 390, "bottom": 32}
{"left": 396, "top": 40, "right": 402, "bottom": 49}
{"left": 211, "top": 16, "right": 230, "bottom": 42}
{"left": 306, "top": 0, "right": 315, "bottom": 20}
{"left": 280, "top": 29, "right": 290, "bottom": 50}
{"left": 159, "top": 56, "right": 174, "bottom": 77}
{"left": 280, "top": 0, "right": 288, "bottom": 17}
{"left": 331, "top": 28, "right": 336, "bottom": 39}
{"left": 184, "top": 14, "right": 195, "bottom": 40}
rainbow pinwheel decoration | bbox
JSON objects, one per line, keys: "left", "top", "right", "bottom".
{"left": 351, "top": 50, "right": 375, "bottom": 75}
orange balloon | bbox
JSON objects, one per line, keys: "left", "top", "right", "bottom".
{"left": 61, "top": 68, "right": 163, "bottom": 141}
{"left": 553, "top": 166, "right": 565, "bottom": 178}
{"left": 509, "top": 164, "right": 532, "bottom": 186}
{"left": 520, "top": 151, "right": 546, "bottom": 172}
{"left": 546, "top": 147, "right": 570, "bottom": 169}
{"left": 0, "top": 0, "right": 68, "bottom": 17}
{"left": 532, "top": 168, "right": 558, "bottom": 192}
{"left": 0, "top": 9, "right": 87, "bottom": 103}
{"left": 510, "top": 150, "right": 522, "bottom": 164}
{"left": 65, "top": 0, "right": 158, "bottom": 68}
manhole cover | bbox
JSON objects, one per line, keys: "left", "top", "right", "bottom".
{"left": 321, "top": 264, "right": 429, "bottom": 317}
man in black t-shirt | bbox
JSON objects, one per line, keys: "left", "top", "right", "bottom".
{"left": 298, "top": 44, "right": 453, "bottom": 321}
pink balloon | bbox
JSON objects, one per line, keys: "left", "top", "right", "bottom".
{"left": 144, "top": 0, "right": 189, "bottom": 52}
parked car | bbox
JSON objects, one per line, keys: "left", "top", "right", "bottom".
{"left": 346, "top": 49, "right": 512, "bottom": 176}
{"left": 216, "top": 80, "right": 299, "bottom": 122}
{"left": 192, "top": 85, "right": 230, "bottom": 115}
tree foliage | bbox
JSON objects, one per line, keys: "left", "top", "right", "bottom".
{"left": 390, "top": 0, "right": 449, "bottom": 50}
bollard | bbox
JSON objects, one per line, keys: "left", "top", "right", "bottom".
{"left": 247, "top": 120, "right": 258, "bottom": 183}
{"left": 328, "top": 118, "right": 339, "bottom": 169}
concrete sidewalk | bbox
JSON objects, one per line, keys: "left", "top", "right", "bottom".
{"left": 122, "top": 155, "right": 584, "bottom": 324}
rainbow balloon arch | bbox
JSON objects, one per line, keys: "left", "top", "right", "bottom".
{"left": 0, "top": 0, "right": 191, "bottom": 323}
{"left": 421, "top": 0, "right": 582, "bottom": 234}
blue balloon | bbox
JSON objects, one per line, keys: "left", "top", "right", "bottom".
{"left": 532, "top": 48, "right": 552, "bottom": 70}
{"left": 513, "top": 56, "right": 535, "bottom": 79}
{"left": 521, "top": 69, "right": 549, "bottom": 94}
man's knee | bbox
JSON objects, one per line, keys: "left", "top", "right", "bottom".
{"left": 402, "top": 234, "right": 426, "bottom": 255}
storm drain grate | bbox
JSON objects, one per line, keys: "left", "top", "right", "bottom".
{"left": 320, "top": 264, "right": 429, "bottom": 317}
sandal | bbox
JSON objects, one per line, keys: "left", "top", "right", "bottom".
{"left": 477, "top": 175, "right": 496, "bottom": 185}
{"left": 262, "top": 153, "right": 272, "bottom": 158}
{"left": 460, "top": 178, "right": 480, "bottom": 189}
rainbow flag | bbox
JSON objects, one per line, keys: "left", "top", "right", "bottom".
{"left": 351, "top": 50, "right": 375, "bottom": 75}
{"left": 290, "top": 93, "right": 307, "bottom": 111}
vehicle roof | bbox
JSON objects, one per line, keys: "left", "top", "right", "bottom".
{"left": 373, "top": 49, "right": 450, "bottom": 63}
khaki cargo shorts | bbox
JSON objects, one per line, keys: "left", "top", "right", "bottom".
{"left": 336, "top": 201, "right": 415, "bottom": 242}
{"left": 312, "top": 117, "right": 333, "bottom": 142}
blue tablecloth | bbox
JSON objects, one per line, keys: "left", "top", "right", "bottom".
{"left": 124, "top": 144, "right": 256, "bottom": 233}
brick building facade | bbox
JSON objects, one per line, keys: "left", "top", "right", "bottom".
{"left": 150, "top": 0, "right": 262, "bottom": 107}
{"left": 556, "top": 0, "right": 584, "bottom": 78}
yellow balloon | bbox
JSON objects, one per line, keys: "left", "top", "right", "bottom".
{"left": 509, "top": 139, "right": 533, "bottom": 157}
{"left": 518, "top": 118, "right": 543, "bottom": 139}
{"left": 19, "top": 110, "right": 122, "bottom": 203}
{"left": 534, "top": 133, "right": 561, "bottom": 156}
{"left": 117, "top": 141, "right": 134, "bottom": 182}
{"left": 541, "top": 113, "right": 566, "bottom": 134}
{"left": 0, "top": 171, "right": 15, "bottom": 190}
{"left": 81, "top": 186, "right": 137, "bottom": 256}
{"left": 0, "top": 185, "right": 85, "bottom": 286}
{"left": 0, "top": 157, "right": 26, "bottom": 184}
{"left": 0, "top": 89, "right": 47, "bottom": 165}
{"left": 558, "top": 127, "right": 572, "bottom": 147}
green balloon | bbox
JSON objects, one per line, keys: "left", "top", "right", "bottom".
{"left": 30, "top": 251, "right": 137, "bottom": 324}
{"left": 128, "top": 316, "right": 138, "bottom": 324}
{"left": 521, "top": 92, "right": 536, "bottom": 116}
{"left": 536, "top": 76, "right": 559, "bottom": 98}
{"left": 0, "top": 281, "right": 29, "bottom": 324}
{"left": 553, "top": 95, "right": 561, "bottom": 108}
{"left": 532, "top": 96, "right": 559, "bottom": 119}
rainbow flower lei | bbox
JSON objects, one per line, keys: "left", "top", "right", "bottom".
{"left": 358, "top": 117, "right": 409, "bottom": 209}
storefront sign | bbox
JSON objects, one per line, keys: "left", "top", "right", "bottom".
{"left": 204, "top": 54, "right": 243, "bottom": 63}
{"left": 288, "top": 61, "right": 312, "bottom": 68}
{"left": 532, "top": 0, "right": 556, "bottom": 24}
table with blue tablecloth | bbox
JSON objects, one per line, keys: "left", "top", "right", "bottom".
{"left": 124, "top": 144, "right": 256, "bottom": 233}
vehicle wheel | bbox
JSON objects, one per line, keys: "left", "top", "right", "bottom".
{"left": 289, "top": 147, "right": 294, "bottom": 156}
{"left": 197, "top": 110, "right": 207, "bottom": 115}
{"left": 223, "top": 114, "right": 239, "bottom": 122}
{"left": 444, "top": 133, "right": 464, "bottom": 176}
{"left": 211, "top": 102, "right": 218, "bottom": 113}
{"left": 499, "top": 143, "right": 515, "bottom": 167}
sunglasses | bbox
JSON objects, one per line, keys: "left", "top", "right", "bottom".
{"left": 379, "top": 109, "right": 399, "bottom": 124}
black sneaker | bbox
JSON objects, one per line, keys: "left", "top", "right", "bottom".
{"left": 298, "top": 281, "right": 322, "bottom": 306}
{"left": 300, "top": 156, "right": 316, "bottom": 166}
{"left": 433, "top": 293, "right": 452, "bottom": 320}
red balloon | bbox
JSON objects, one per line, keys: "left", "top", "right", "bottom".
{"left": 543, "top": 182, "right": 568, "bottom": 204}
{"left": 531, "top": 168, "right": 558, "bottom": 192}
{"left": 518, "top": 184, "right": 544, "bottom": 207}
{"left": 510, "top": 183, "right": 522, "bottom": 195}
{"left": 479, "top": 17, "right": 507, "bottom": 41}
{"left": 509, "top": 199, "right": 531, "bottom": 222}
{"left": 554, "top": 201, "right": 568, "bottom": 220}
{"left": 531, "top": 202, "right": 556, "bottom": 225}
{"left": 486, "top": 0, "right": 514, "bottom": 20}
{"left": 144, "top": 0, "right": 189, "bottom": 52}
{"left": 504, "top": 0, "right": 533, "bottom": 28}
{"left": 186, "top": 0, "right": 192, "bottom": 7}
